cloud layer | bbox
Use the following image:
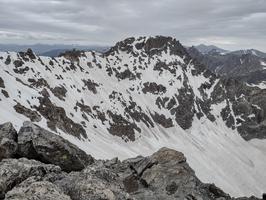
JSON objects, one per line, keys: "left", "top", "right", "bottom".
{"left": 1, "top": 0, "right": 266, "bottom": 50}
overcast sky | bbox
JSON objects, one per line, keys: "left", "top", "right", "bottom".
{"left": 1, "top": 0, "right": 266, "bottom": 51}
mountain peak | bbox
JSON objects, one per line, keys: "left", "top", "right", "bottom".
{"left": 106, "top": 36, "right": 189, "bottom": 58}
{"left": 195, "top": 44, "right": 228, "bottom": 54}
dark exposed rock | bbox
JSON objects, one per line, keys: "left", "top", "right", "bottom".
{"left": 28, "top": 78, "right": 49, "bottom": 88}
{"left": 174, "top": 85, "right": 195, "bottom": 129}
{"left": 18, "top": 49, "right": 36, "bottom": 61}
{"left": 35, "top": 92, "right": 87, "bottom": 139}
{"left": 59, "top": 49, "right": 85, "bottom": 62}
{"left": 124, "top": 101, "right": 154, "bottom": 128}
{"left": 14, "top": 103, "right": 42, "bottom": 122}
{"left": 154, "top": 61, "right": 177, "bottom": 74}
{"left": 25, "top": 48, "right": 36, "bottom": 60}
{"left": 143, "top": 36, "right": 190, "bottom": 59}
{"left": 5, "top": 55, "right": 11, "bottom": 65}
{"left": 107, "top": 111, "right": 140, "bottom": 141}
{"left": 76, "top": 102, "right": 92, "bottom": 115}
{"left": 13, "top": 66, "right": 29, "bottom": 74}
{"left": 0, "top": 123, "right": 17, "bottom": 161}
{"left": 17, "top": 121, "right": 94, "bottom": 172}
{"left": 82, "top": 79, "right": 99, "bottom": 94}
{"left": 51, "top": 86, "right": 67, "bottom": 100}
{"left": 151, "top": 112, "right": 173, "bottom": 128}
{"left": 13, "top": 60, "right": 24, "bottom": 68}
{"left": 1, "top": 89, "right": 9, "bottom": 98}
{"left": 0, "top": 77, "right": 4, "bottom": 88}
{"left": 142, "top": 82, "right": 166, "bottom": 94}
{"left": 115, "top": 69, "right": 137, "bottom": 80}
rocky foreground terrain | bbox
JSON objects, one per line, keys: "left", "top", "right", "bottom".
{"left": 0, "top": 121, "right": 265, "bottom": 200}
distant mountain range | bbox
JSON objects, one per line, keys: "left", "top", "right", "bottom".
{"left": 0, "top": 44, "right": 109, "bottom": 57}
{"left": 189, "top": 45, "right": 266, "bottom": 88}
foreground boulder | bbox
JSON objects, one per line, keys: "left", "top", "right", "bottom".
{"left": 55, "top": 159, "right": 130, "bottom": 200}
{"left": 17, "top": 121, "right": 94, "bottom": 172}
{"left": 55, "top": 148, "right": 263, "bottom": 200}
{"left": 0, "top": 123, "right": 17, "bottom": 161}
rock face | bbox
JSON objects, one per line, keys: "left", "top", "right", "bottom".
{"left": 0, "top": 143, "right": 263, "bottom": 200}
{"left": 0, "top": 123, "right": 17, "bottom": 161}
{"left": 17, "top": 121, "right": 94, "bottom": 172}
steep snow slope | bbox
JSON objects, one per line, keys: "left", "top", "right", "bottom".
{"left": 0, "top": 36, "right": 266, "bottom": 197}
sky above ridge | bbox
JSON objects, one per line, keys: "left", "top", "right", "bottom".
{"left": 1, "top": 0, "right": 266, "bottom": 51}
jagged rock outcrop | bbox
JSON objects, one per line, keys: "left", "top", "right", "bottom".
{"left": 0, "top": 139, "right": 264, "bottom": 200}
{"left": 17, "top": 121, "right": 94, "bottom": 172}
{"left": 0, "top": 123, "right": 17, "bottom": 161}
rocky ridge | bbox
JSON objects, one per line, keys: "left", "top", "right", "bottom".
{"left": 0, "top": 121, "right": 265, "bottom": 200}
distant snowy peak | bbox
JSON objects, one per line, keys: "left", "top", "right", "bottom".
{"left": 194, "top": 44, "right": 229, "bottom": 54}
{"left": 230, "top": 49, "right": 266, "bottom": 58}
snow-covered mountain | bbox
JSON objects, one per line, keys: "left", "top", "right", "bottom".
{"left": 194, "top": 44, "right": 228, "bottom": 54}
{"left": 0, "top": 36, "right": 266, "bottom": 197}
{"left": 230, "top": 49, "right": 266, "bottom": 58}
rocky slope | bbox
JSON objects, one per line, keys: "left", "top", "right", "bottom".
{"left": 188, "top": 46, "right": 266, "bottom": 88}
{"left": 0, "top": 36, "right": 266, "bottom": 197}
{"left": 0, "top": 121, "right": 265, "bottom": 200}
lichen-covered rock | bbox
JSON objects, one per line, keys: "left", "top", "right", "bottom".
{"left": 55, "top": 160, "right": 130, "bottom": 200}
{"left": 0, "top": 123, "right": 17, "bottom": 161}
{"left": 5, "top": 177, "right": 71, "bottom": 200}
{"left": 17, "top": 121, "right": 94, "bottom": 172}
{"left": 0, "top": 158, "right": 63, "bottom": 199}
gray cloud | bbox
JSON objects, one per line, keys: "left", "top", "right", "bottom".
{"left": 0, "top": 0, "right": 266, "bottom": 50}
